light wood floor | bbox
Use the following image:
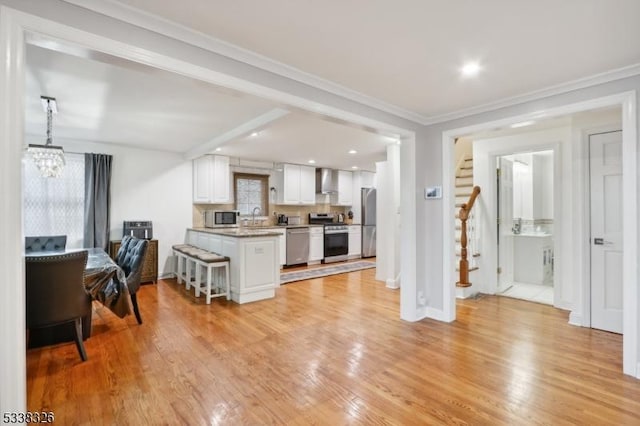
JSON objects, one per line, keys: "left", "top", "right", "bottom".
{"left": 27, "top": 269, "right": 640, "bottom": 425}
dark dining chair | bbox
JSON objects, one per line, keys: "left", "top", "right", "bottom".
{"left": 26, "top": 250, "right": 90, "bottom": 361}
{"left": 115, "top": 235, "right": 149, "bottom": 324}
{"left": 25, "top": 235, "right": 67, "bottom": 253}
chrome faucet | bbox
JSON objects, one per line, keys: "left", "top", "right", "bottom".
{"left": 252, "top": 206, "right": 261, "bottom": 225}
{"left": 512, "top": 218, "right": 522, "bottom": 235}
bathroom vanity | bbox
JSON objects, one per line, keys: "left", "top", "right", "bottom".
{"left": 513, "top": 234, "right": 553, "bottom": 285}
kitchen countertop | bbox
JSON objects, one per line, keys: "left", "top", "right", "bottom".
{"left": 255, "top": 224, "right": 323, "bottom": 228}
{"left": 190, "top": 227, "right": 283, "bottom": 238}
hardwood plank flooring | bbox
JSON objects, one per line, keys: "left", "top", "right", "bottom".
{"left": 26, "top": 269, "right": 640, "bottom": 425}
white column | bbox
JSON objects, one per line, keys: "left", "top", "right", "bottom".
{"left": 375, "top": 144, "right": 401, "bottom": 289}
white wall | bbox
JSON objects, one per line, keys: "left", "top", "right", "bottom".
{"left": 52, "top": 137, "right": 193, "bottom": 277}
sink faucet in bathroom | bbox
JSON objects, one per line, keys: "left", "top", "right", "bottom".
{"left": 252, "top": 206, "right": 261, "bottom": 225}
{"left": 512, "top": 218, "right": 522, "bottom": 234}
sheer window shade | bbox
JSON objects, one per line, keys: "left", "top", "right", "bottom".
{"left": 22, "top": 153, "right": 85, "bottom": 248}
{"left": 234, "top": 173, "right": 268, "bottom": 215}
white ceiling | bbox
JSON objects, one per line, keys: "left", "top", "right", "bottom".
{"left": 24, "top": 43, "right": 389, "bottom": 170}
{"left": 27, "top": 0, "right": 639, "bottom": 171}
{"left": 109, "top": 0, "right": 640, "bottom": 120}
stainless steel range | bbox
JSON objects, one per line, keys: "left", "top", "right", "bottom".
{"left": 309, "top": 213, "right": 349, "bottom": 263}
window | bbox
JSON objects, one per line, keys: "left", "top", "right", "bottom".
{"left": 234, "top": 173, "right": 268, "bottom": 216}
{"left": 22, "top": 153, "right": 86, "bottom": 248}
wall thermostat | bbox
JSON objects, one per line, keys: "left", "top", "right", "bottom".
{"left": 425, "top": 186, "right": 442, "bottom": 199}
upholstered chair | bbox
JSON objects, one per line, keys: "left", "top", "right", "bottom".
{"left": 25, "top": 235, "right": 67, "bottom": 253}
{"left": 26, "top": 250, "right": 90, "bottom": 361}
{"left": 115, "top": 236, "right": 149, "bottom": 324}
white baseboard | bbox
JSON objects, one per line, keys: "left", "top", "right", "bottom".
{"left": 386, "top": 277, "right": 400, "bottom": 289}
{"left": 568, "top": 312, "right": 583, "bottom": 327}
{"left": 455, "top": 286, "right": 478, "bottom": 299}
{"left": 425, "top": 307, "right": 454, "bottom": 323}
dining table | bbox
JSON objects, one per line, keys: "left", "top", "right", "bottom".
{"left": 25, "top": 247, "right": 131, "bottom": 347}
{"left": 83, "top": 247, "right": 131, "bottom": 318}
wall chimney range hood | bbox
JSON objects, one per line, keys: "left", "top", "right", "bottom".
{"left": 316, "top": 168, "right": 336, "bottom": 194}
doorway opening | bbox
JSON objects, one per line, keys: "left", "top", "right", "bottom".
{"left": 496, "top": 150, "right": 554, "bottom": 305}
{"left": 442, "top": 97, "right": 638, "bottom": 377}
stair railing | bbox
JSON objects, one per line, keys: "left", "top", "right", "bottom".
{"left": 457, "top": 186, "right": 481, "bottom": 288}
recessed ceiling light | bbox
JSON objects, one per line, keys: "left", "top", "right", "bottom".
{"left": 348, "top": 149, "right": 357, "bottom": 154}
{"left": 351, "top": 166, "right": 358, "bottom": 169}
{"left": 215, "top": 147, "right": 222, "bottom": 152}
{"left": 461, "top": 61, "right": 481, "bottom": 77}
{"left": 510, "top": 120, "right": 536, "bottom": 128}
{"left": 308, "top": 159, "right": 316, "bottom": 164}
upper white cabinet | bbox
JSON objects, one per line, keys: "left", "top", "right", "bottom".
{"left": 274, "top": 163, "right": 316, "bottom": 205}
{"left": 330, "top": 170, "right": 353, "bottom": 206}
{"left": 193, "top": 155, "right": 230, "bottom": 203}
{"left": 360, "top": 171, "right": 376, "bottom": 188}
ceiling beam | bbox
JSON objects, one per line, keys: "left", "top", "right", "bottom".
{"left": 184, "top": 108, "right": 290, "bottom": 160}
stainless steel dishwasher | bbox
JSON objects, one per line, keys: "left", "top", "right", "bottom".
{"left": 286, "top": 227, "right": 310, "bottom": 267}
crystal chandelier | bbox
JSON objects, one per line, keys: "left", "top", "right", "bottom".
{"left": 27, "top": 96, "right": 65, "bottom": 178}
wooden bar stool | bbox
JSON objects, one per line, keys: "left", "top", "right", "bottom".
{"left": 172, "top": 244, "right": 196, "bottom": 286}
{"left": 194, "top": 253, "right": 230, "bottom": 304}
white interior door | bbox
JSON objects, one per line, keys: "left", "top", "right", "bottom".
{"left": 497, "top": 157, "right": 514, "bottom": 293}
{"left": 590, "top": 131, "right": 623, "bottom": 334}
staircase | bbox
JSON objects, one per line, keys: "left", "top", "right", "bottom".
{"left": 455, "top": 155, "right": 480, "bottom": 298}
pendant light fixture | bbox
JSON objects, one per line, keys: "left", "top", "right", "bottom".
{"left": 27, "top": 96, "right": 65, "bottom": 178}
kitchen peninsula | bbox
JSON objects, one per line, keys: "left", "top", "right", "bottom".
{"left": 187, "top": 227, "right": 281, "bottom": 304}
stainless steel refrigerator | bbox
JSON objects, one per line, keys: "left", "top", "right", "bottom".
{"left": 361, "top": 188, "right": 376, "bottom": 257}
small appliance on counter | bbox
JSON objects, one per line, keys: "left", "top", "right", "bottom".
{"left": 276, "top": 213, "right": 288, "bottom": 226}
{"left": 287, "top": 215, "right": 301, "bottom": 225}
{"left": 123, "top": 220, "right": 153, "bottom": 239}
{"left": 204, "top": 210, "right": 239, "bottom": 228}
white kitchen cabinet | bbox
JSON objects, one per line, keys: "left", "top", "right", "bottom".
{"left": 330, "top": 170, "right": 353, "bottom": 206}
{"left": 192, "top": 155, "right": 230, "bottom": 203}
{"left": 361, "top": 171, "right": 376, "bottom": 188}
{"left": 270, "top": 227, "right": 287, "bottom": 267}
{"left": 348, "top": 225, "right": 361, "bottom": 258}
{"left": 309, "top": 226, "right": 324, "bottom": 263}
{"left": 188, "top": 229, "right": 280, "bottom": 303}
{"left": 299, "top": 165, "right": 317, "bottom": 204}
{"left": 274, "top": 163, "right": 316, "bottom": 205}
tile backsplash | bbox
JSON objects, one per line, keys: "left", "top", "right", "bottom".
{"left": 510, "top": 218, "right": 554, "bottom": 235}
{"left": 193, "top": 201, "right": 350, "bottom": 227}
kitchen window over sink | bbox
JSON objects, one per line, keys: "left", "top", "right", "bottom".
{"left": 233, "top": 173, "right": 268, "bottom": 216}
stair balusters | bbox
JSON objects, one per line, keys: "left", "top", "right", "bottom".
{"left": 457, "top": 186, "right": 481, "bottom": 288}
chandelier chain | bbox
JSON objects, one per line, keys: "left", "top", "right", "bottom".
{"left": 46, "top": 101, "right": 53, "bottom": 146}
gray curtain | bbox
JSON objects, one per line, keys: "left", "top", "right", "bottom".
{"left": 84, "top": 154, "right": 112, "bottom": 250}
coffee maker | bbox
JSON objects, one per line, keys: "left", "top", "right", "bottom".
{"left": 276, "top": 213, "right": 288, "bottom": 226}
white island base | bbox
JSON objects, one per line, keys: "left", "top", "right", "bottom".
{"left": 187, "top": 228, "right": 280, "bottom": 304}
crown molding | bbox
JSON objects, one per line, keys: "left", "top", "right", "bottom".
{"left": 61, "top": 0, "right": 426, "bottom": 124}
{"left": 60, "top": 1, "right": 640, "bottom": 128}
{"left": 421, "top": 63, "right": 640, "bottom": 125}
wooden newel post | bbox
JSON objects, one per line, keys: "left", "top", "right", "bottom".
{"left": 457, "top": 205, "right": 471, "bottom": 287}
{"left": 456, "top": 186, "right": 480, "bottom": 288}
